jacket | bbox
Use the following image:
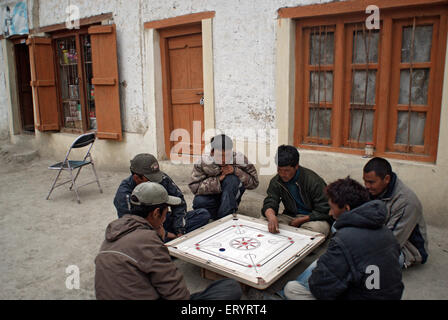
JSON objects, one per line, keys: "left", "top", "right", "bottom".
{"left": 309, "top": 200, "right": 404, "bottom": 300}
{"left": 376, "top": 172, "right": 428, "bottom": 267}
{"left": 114, "top": 174, "right": 188, "bottom": 234}
{"left": 94, "top": 214, "right": 190, "bottom": 300}
{"left": 188, "top": 151, "right": 259, "bottom": 195}
{"left": 261, "top": 166, "right": 332, "bottom": 223}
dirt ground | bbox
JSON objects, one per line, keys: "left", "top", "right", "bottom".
{"left": 0, "top": 143, "right": 447, "bottom": 299}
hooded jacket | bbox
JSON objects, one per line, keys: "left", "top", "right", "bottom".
{"left": 94, "top": 214, "right": 190, "bottom": 300}
{"left": 375, "top": 173, "right": 428, "bottom": 268}
{"left": 309, "top": 200, "right": 404, "bottom": 300}
{"left": 189, "top": 151, "right": 259, "bottom": 195}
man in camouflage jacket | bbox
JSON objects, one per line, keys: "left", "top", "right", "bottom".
{"left": 189, "top": 134, "right": 259, "bottom": 220}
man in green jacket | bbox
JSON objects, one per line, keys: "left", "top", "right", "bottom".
{"left": 262, "top": 145, "right": 331, "bottom": 237}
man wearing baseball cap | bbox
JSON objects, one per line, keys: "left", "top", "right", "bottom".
{"left": 114, "top": 153, "right": 210, "bottom": 241}
{"left": 95, "top": 182, "right": 242, "bottom": 300}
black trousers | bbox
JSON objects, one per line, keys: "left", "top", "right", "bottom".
{"left": 190, "top": 279, "right": 242, "bottom": 300}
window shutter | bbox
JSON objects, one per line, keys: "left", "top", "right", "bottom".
{"left": 88, "top": 24, "right": 122, "bottom": 141}
{"left": 26, "top": 37, "right": 60, "bottom": 131}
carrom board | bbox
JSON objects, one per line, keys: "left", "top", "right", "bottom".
{"left": 165, "top": 214, "right": 325, "bottom": 289}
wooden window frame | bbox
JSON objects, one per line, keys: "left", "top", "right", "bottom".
{"left": 290, "top": 1, "right": 448, "bottom": 163}
{"left": 343, "top": 25, "right": 382, "bottom": 150}
{"left": 303, "top": 25, "right": 336, "bottom": 146}
{"left": 28, "top": 21, "right": 123, "bottom": 140}
{"left": 51, "top": 26, "right": 94, "bottom": 134}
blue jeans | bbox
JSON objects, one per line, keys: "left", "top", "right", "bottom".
{"left": 399, "top": 251, "right": 405, "bottom": 268}
{"left": 192, "top": 174, "right": 245, "bottom": 220}
{"left": 295, "top": 260, "right": 317, "bottom": 290}
{"left": 164, "top": 208, "right": 210, "bottom": 235}
{"left": 278, "top": 260, "right": 317, "bottom": 298}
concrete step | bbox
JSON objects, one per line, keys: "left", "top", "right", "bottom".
{"left": 0, "top": 143, "right": 39, "bottom": 164}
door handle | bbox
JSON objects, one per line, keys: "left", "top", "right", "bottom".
{"left": 196, "top": 92, "right": 204, "bottom": 95}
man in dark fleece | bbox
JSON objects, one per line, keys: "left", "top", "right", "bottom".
{"left": 114, "top": 153, "right": 210, "bottom": 242}
{"left": 283, "top": 177, "right": 404, "bottom": 300}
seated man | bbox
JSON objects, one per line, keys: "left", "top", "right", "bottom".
{"left": 95, "top": 182, "right": 242, "bottom": 300}
{"left": 283, "top": 177, "right": 404, "bottom": 300}
{"left": 363, "top": 157, "right": 428, "bottom": 268}
{"left": 189, "top": 134, "right": 259, "bottom": 220}
{"left": 262, "top": 145, "right": 331, "bottom": 237}
{"left": 114, "top": 153, "right": 210, "bottom": 241}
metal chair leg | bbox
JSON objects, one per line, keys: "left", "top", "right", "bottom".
{"left": 69, "top": 167, "right": 83, "bottom": 190}
{"left": 91, "top": 162, "right": 103, "bottom": 193}
{"left": 46, "top": 169, "right": 63, "bottom": 200}
{"left": 69, "top": 168, "right": 81, "bottom": 204}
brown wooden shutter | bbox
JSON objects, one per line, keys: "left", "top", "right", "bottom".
{"left": 88, "top": 24, "right": 122, "bottom": 141}
{"left": 26, "top": 37, "right": 60, "bottom": 131}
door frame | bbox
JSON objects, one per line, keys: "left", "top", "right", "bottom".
{"left": 159, "top": 23, "right": 203, "bottom": 159}
{"left": 13, "top": 38, "right": 34, "bottom": 132}
{"left": 144, "top": 12, "right": 216, "bottom": 159}
{"left": 2, "top": 36, "right": 28, "bottom": 137}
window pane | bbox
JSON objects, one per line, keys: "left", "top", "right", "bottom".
{"left": 308, "top": 108, "right": 332, "bottom": 139}
{"left": 310, "top": 31, "right": 334, "bottom": 65}
{"left": 56, "top": 37, "right": 82, "bottom": 129}
{"left": 401, "top": 25, "right": 433, "bottom": 63}
{"left": 399, "top": 68, "right": 429, "bottom": 105}
{"left": 309, "top": 71, "right": 333, "bottom": 103}
{"left": 352, "top": 30, "right": 379, "bottom": 64}
{"left": 349, "top": 109, "right": 374, "bottom": 142}
{"left": 351, "top": 70, "right": 377, "bottom": 105}
{"left": 395, "top": 111, "right": 426, "bottom": 145}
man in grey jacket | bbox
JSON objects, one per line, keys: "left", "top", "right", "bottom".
{"left": 95, "top": 181, "right": 242, "bottom": 300}
{"left": 363, "top": 157, "right": 428, "bottom": 268}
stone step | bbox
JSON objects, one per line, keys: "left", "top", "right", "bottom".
{"left": 0, "top": 143, "right": 40, "bottom": 164}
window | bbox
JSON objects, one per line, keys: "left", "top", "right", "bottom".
{"left": 293, "top": 3, "right": 447, "bottom": 162}
{"left": 27, "top": 23, "right": 123, "bottom": 140}
{"left": 53, "top": 31, "right": 96, "bottom": 132}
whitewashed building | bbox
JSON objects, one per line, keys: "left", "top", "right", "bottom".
{"left": 1, "top": 0, "right": 448, "bottom": 226}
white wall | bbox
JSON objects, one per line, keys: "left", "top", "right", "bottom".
{"left": 0, "top": 0, "right": 447, "bottom": 227}
{"left": 0, "top": 40, "right": 10, "bottom": 140}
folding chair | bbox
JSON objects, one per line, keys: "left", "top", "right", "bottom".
{"left": 46, "top": 132, "right": 103, "bottom": 203}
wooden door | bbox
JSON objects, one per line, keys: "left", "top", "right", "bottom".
{"left": 14, "top": 42, "right": 34, "bottom": 131}
{"left": 161, "top": 24, "right": 204, "bottom": 158}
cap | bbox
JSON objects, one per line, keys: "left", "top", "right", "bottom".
{"left": 130, "top": 153, "right": 164, "bottom": 183}
{"left": 130, "top": 182, "right": 181, "bottom": 206}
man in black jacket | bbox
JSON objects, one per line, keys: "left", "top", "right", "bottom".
{"left": 262, "top": 145, "right": 331, "bottom": 237}
{"left": 283, "top": 177, "right": 404, "bottom": 300}
{"left": 114, "top": 153, "right": 210, "bottom": 241}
